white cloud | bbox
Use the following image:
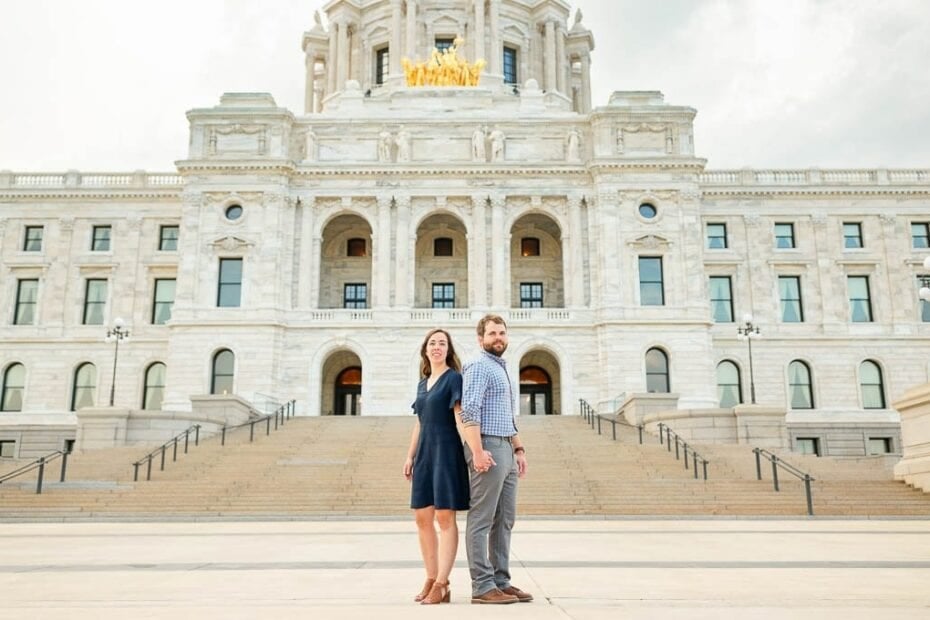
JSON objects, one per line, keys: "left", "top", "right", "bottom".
{"left": 1, "top": 0, "right": 928, "bottom": 171}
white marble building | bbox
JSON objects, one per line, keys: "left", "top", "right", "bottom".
{"left": 1, "top": 0, "right": 929, "bottom": 459}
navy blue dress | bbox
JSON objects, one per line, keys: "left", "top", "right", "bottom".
{"left": 410, "top": 370, "right": 470, "bottom": 510}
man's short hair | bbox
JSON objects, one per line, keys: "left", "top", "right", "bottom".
{"left": 477, "top": 313, "right": 507, "bottom": 336}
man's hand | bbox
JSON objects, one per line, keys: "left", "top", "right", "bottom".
{"left": 515, "top": 452, "right": 528, "bottom": 478}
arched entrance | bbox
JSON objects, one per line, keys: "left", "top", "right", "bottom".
{"left": 321, "top": 350, "right": 362, "bottom": 415}
{"left": 519, "top": 350, "right": 561, "bottom": 415}
{"left": 320, "top": 214, "right": 373, "bottom": 309}
{"left": 520, "top": 366, "right": 551, "bottom": 415}
{"left": 414, "top": 213, "right": 468, "bottom": 308}
{"left": 335, "top": 367, "right": 362, "bottom": 416}
{"left": 510, "top": 213, "right": 564, "bottom": 308}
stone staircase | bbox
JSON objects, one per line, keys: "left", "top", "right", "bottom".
{"left": 1, "top": 415, "right": 928, "bottom": 519}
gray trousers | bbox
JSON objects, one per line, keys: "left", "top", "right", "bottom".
{"left": 464, "top": 436, "right": 518, "bottom": 596}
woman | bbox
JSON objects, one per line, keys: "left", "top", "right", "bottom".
{"left": 403, "top": 328, "right": 469, "bottom": 605}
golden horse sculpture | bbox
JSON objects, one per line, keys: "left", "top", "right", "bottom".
{"left": 402, "top": 38, "right": 486, "bottom": 87}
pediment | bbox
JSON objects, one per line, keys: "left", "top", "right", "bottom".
{"left": 210, "top": 235, "right": 255, "bottom": 253}
{"left": 627, "top": 234, "right": 672, "bottom": 250}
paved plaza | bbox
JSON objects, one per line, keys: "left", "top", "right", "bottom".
{"left": 0, "top": 518, "right": 928, "bottom": 619}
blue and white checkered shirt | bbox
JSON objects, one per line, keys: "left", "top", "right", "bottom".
{"left": 461, "top": 351, "right": 518, "bottom": 437}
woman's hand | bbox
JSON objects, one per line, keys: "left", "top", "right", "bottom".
{"left": 403, "top": 457, "right": 414, "bottom": 481}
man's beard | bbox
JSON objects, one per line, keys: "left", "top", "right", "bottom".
{"left": 483, "top": 340, "right": 507, "bottom": 356}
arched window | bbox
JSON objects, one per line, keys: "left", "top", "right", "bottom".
{"left": 1, "top": 363, "right": 25, "bottom": 412}
{"left": 859, "top": 360, "right": 886, "bottom": 409}
{"left": 716, "top": 360, "right": 742, "bottom": 408}
{"left": 71, "top": 363, "right": 96, "bottom": 411}
{"left": 211, "top": 350, "right": 235, "bottom": 395}
{"left": 645, "top": 348, "right": 670, "bottom": 393}
{"left": 788, "top": 360, "right": 813, "bottom": 409}
{"left": 143, "top": 362, "right": 166, "bottom": 410}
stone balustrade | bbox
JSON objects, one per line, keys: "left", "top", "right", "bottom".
{"left": 699, "top": 168, "right": 930, "bottom": 186}
{"left": 0, "top": 170, "right": 182, "bottom": 189}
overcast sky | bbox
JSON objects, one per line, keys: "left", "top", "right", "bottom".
{"left": 2, "top": 0, "right": 929, "bottom": 172}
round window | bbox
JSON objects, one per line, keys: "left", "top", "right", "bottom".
{"left": 638, "top": 203, "right": 657, "bottom": 219}
{"left": 225, "top": 205, "right": 243, "bottom": 221}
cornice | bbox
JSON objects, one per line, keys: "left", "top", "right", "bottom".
{"left": 0, "top": 190, "right": 182, "bottom": 201}
{"left": 701, "top": 188, "right": 930, "bottom": 198}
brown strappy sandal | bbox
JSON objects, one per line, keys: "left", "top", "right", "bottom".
{"left": 420, "top": 580, "right": 450, "bottom": 605}
{"left": 414, "top": 578, "right": 436, "bottom": 602}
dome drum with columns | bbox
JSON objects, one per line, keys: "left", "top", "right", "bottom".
{"left": 1, "top": 1, "right": 929, "bottom": 460}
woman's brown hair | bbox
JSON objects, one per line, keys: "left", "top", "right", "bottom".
{"left": 419, "top": 328, "right": 462, "bottom": 377}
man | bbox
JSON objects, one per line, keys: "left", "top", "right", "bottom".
{"left": 460, "top": 314, "right": 532, "bottom": 604}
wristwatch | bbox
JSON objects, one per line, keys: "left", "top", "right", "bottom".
{"left": 514, "top": 446, "right": 525, "bottom": 455}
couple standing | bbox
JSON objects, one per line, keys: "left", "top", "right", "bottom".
{"left": 403, "top": 314, "right": 532, "bottom": 605}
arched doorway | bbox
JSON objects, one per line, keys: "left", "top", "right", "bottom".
{"left": 321, "top": 350, "right": 363, "bottom": 415}
{"left": 335, "top": 366, "right": 362, "bottom": 416}
{"left": 520, "top": 366, "right": 551, "bottom": 415}
{"left": 519, "top": 350, "right": 561, "bottom": 415}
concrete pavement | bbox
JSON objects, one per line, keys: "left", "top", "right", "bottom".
{"left": 1, "top": 518, "right": 929, "bottom": 619}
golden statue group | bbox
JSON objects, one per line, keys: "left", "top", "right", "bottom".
{"left": 402, "top": 37, "right": 486, "bottom": 87}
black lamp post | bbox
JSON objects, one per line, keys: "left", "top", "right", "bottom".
{"left": 737, "top": 313, "right": 761, "bottom": 405}
{"left": 105, "top": 317, "right": 130, "bottom": 407}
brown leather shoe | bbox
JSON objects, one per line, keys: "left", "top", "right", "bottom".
{"left": 471, "top": 588, "right": 518, "bottom": 604}
{"left": 500, "top": 585, "right": 534, "bottom": 602}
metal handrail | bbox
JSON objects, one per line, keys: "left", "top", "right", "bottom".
{"left": 753, "top": 447, "right": 816, "bottom": 516}
{"left": 578, "top": 399, "right": 644, "bottom": 444}
{"left": 656, "top": 423, "right": 710, "bottom": 481}
{"left": 132, "top": 424, "right": 202, "bottom": 482}
{"left": 219, "top": 399, "right": 296, "bottom": 446}
{"left": 0, "top": 450, "right": 69, "bottom": 494}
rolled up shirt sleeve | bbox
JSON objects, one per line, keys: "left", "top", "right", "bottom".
{"left": 461, "top": 362, "right": 489, "bottom": 427}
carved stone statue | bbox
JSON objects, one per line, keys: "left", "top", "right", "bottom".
{"left": 472, "top": 127, "right": 486, "bottom": 162}
{"left": 303, "top": 128, "right": 316, "bottom": 161}
{"left": 573, "top": 9, "right": 584, "bottom": 29}
{"left": 616, "top": 128, "right": 625, "bottom": 154}
{"left": 489, "top": 129, "right": 505, "bottom": 162}
{"left": 566, "top": 129, "right": 580, "bottom": 162}
{"left": 378, "top": 130, "right": 393, "bottom": 162}
{"left": 314, "top": 10, "right": 323, "bottom": 29}
{"left": 396, "top": 128, "right": 411, "bottom": 162}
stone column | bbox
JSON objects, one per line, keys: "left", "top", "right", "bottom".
{"left": 470, "top": 195, "right": 489, "bottom": 308}
{"left": 490, "top": 194, "right": 507, "bottom": 307}
{"left": 406, "top": 0, "right": 418, "bottom": 59}
{"left": 489, "top": 0, "right": 501, "bottom": 75}
{"left": 298, "top": 197, "right": 315, "bottom": 308}
{"left": 327, "top": 24, "right": 338, "bottom": 94}
{"left": 395, "top": 195, "right": 411, "bottom": 307}
{"left": 390, "top": 0, "right": 403, "bottom": 75}
{"left": 893, "top": 383, "right": 930, "bottom": 492}
{"left": 304, "top": 55, "right": 316, "bottom": 114}
{"left": 567, "top": 195, "right": 585, "bottom": 307}
{"left": 310, "top": 235, "right": 322, "bottom": 308}
{"left": 555, "top": 24, "right": 566, "bottom": 95}
{"left": 374, "top": 195, "right": 393, "bottom": 308}
{"left": 336, "top": 20, "right": 349, "bottom": 91}
{"left": 544, "top": 20, "right": 556, "bottom": 92}
{"left": 474, "top": 0, "right": 486, "bottom": 63}
{"left": 581, "top": 52, "right": 592, "bottom": 112}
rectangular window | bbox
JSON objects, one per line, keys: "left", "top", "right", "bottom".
{"left": 774, "top": 223, "right": 795, "bottom": 249}
{"left": 152, "top": 279, "right": 176, "bottom": 324}
{"left": 795, "top": 437, "right": 821, "bottom": 456}
{"left": 868, "top": 437, "right": 893, "bottom": 455}
{"left": 13, "top": 279, "right": 39, "bottom": 325}
{"left": 706, "top": 223, "right": 727, "bottom": 249}
{"left": 503, "top": 46, "right": 518, "bottom": 85}
{"left": 639, "top": 257, "right": 664, "bottom": 306}
{"left": 778, "top": 276, "right": 804, "bottom": 322}
{"left": 23, "top": 226, "right": 44, "bottom": 251}
{"left": 0, "top": 440, "right": 15, "bottom": 458}
{"left": 344, "top": 283, "right": 367, "bottom": 309}
{"left": 848, "top": 275, "right": 873, "bottom": 322}
{"left": 91, "top": 225, "right": 111, "bottom": 251}
{"left": 431, "top": 283, "right": 455, "bottom": 308}
{"left": 375, "top": 47, "right": 389, "bottom": 85}
{"left": 519, "top": 282, "right": 543, "bottom": 308}
{"left": 83, "top": 279, "right": 107, "bottom": 325}
{"left": 217, "top": 258, "right": 242, "bottom": 308}
{"left": 434, "top": 38, "right": 454, "bottom": 52}
{"left": 912, "top": 222, "right": 930, "bottom": 248}
{"left": 708, "top": 276, "right": 733, "bottom": 322}
{"left": 521, "top": 237, "right": 540, "bottom": 256}
{"left": 159, "top": 225, "right": 179, "bottom": 251}
{"left": 843, "top": 222, "right": 863, "bottom": 249}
